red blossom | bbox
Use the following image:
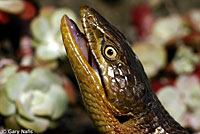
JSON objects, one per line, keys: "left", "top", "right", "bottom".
{"left": 151, "top": 81, "right": 164, "bottom": 93}
{"left": 0, "top": 12, "right": 10, "bottom": 24}
{"left": 195, "top": 65, "right": 200, "bottom": 79}
{"left": 130, "top": 4, "right": 155, "bottom": 40}
{"left": 17, "top": 66, "right": 33, "bottom": 73}
{"left": 20, "top": 1, "right": 36, "bottom": 20}
{"left": 183, "top": 32, "right": 200, "bottom": 44}
{"left": 151, "top": 78, "right": 175, "bottom": 93}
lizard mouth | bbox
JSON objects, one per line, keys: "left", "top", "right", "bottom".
{"left": 61, "top": 6, "right": 135, "bottom": 127}
{"left": 63, "top": 15, "right": 101, "bottom": 81}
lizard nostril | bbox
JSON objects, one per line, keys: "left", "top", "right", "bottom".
{"left": 114, "top": 116, "right": 132, "bottom": 124}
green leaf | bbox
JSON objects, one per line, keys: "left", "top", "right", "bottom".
{"left": 27, "top": 68, "right": 62, "bottom": 91}
{"left": 15, "top": 99, "right": 34, "bottom": 120}
{"left": 0, "top": 65, "right": 18, "bottom": 86}
{"left": 176, "top": 75, "right": 200, "bottom": 109}
{"left": 16, "top": 115, "right": 50, "bottom": 133}
{"left": 194, "top": 108, "right": 200, "bottom": 126}
{"left": 6, "top": 71, "right": 30, "bottom": 101}
{"left": 172, "top": 45, "right": 199, "bottom": 74}
{"left": 0, "top": 1, "right": 24, "bottom": 14}
{"left": 184, "top": 87, "right": 200, "bottom": 109}
{"left": 31, "top": 16, "right": 49, "bottom": 42}
{"left": 30, "top": 90, "right": 54, "bottom": 116}
{"left": 36, "top": 41, "right": 61, "bottom": 61}
{"left": 157, "top": 86, "right": 186, "bottom": 124}
{"left": 132, "top": 44, "right": 166, "bottom": 78}
{"left": 48, "top": 84, "right": 68, "bottom": 119}
{"left": 151, "top": 15, "right": 190, "bottom": 46}
{"left": 0, "top": 89, "right": 16, "bottom": 116}
{"left": 176, "top": 75, "right": 200, "bottom": 93}
{"left": 50, "top": 8, "right": 77, "bottom": 33}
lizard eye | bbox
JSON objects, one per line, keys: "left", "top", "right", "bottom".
{"left": 104, "top": 46, "right": 118, "bottom": 60}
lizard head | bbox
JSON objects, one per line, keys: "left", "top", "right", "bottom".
{"left": 61, "top": 6, "right": 156, "bottom": 132}
{"left": 80, "top": 6, "right": 151, "bottom": 115}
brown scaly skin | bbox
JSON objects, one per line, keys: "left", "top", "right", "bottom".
{"left": 61, "top": 6, "right": 190, "bottom": 134}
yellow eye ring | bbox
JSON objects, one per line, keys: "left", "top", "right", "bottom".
{"left": 104, "top": 46, "right": 117, "bottom": 59}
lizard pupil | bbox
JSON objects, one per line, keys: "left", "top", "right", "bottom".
{"left": 107, "top": 49, "right": 113, "bottom": 56}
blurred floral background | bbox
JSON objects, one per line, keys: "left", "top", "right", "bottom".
{"left": 0, "top": 0, "right": 199, "bottom": 134}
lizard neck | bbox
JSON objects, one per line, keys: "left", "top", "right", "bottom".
{"left": 121, "top": 92, "right": 189, "bottom": 134}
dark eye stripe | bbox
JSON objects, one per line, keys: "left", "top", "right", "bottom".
{"left": 101, "top": 37, "right": 105, "bottom": 47}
